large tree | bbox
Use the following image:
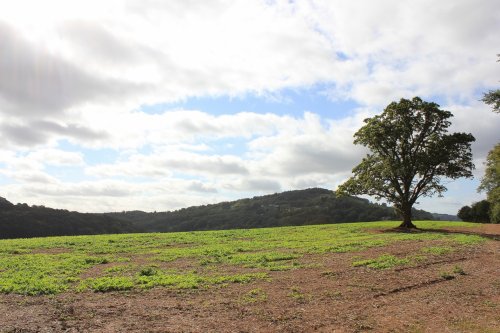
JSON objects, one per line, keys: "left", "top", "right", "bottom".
{"left": 337, "top": 97, "right": 475, "bottom": 229}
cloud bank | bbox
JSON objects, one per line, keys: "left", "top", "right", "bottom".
{"left": 0, "top": 0, "right": 498, "bottom": 214}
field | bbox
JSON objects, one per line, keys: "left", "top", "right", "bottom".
{"left": 0, "top": 221, "right": 499, "bottom": 332}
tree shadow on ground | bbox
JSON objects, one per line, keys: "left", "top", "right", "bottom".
{"left": 377, "top": 225, "right": 500, "bottom": 241}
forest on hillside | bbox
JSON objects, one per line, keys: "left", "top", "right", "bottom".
{"left": 107, "top": 188, "right": 435, "bottom": 232}
{"left": 1, "top": 188, "right": 439, "bottom": 239}
{"left": 0, "top": 197, "right": 138, "bottom": 239}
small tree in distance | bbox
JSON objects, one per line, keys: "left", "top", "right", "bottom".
{"left": 458, "top": 200, "right": 491, "bottom": 223}
{"left": 337, "top": 97, "right": 475, "bottom": 229}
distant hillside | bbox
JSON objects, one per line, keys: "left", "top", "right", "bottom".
{"left": 0, "top": 198, "right": 138, "bottom": 239}
{"left": 108, "top": 188, "right": 434, "bottom": 232}
{"left": 432, "top": 213, "right": 460, "bottom": 221}
{"left": 0, "top": 188, "right": 439, "bottom": 239}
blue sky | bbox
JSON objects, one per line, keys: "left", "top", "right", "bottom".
{"left": 145, "top": 85, "right": 358, "bottom": 117}
{"left": 0, "top": 0, "right": 499, "bottom": 214}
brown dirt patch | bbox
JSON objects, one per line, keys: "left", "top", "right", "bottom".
{"left": 1, "top": 225, "right": 499, "bottom": 333}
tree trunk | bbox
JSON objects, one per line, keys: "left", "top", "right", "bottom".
{"left": 398, "top": 205, "right": 417, "bottom": 229}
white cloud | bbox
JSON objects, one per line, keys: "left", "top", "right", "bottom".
{"left": 303, "top": 0, "right": 500, "bottom": 105}
{"left": 0, "top": 148, "right": 84, "bottom": 186}
{"left": 447, "top": 102, "right": 500, "bottom": 159}
{"left": 0, "top": 178, "right": 224, "bottom": 212}
{"left": 26, "top": 149, "right": 84, "bottom": 167}
{"left": 0, "top": 0, "right": 498, "bottom": 213}
{"left": 87, "top": 151, "right": 249, "bottom": 178}
{"left": 223, "top": 178, "right": 282, "bottom": 193}
{"left": 0, "top": 0, "right": 498, "bottom": 119}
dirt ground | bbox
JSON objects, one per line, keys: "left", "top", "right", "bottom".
{"left": 1, "top": 225, "right": 499, "bottom": 333}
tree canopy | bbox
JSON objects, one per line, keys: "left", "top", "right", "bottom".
{"left": 457, "top": 200, "right": 491, "bottom": 223}
{"left": 482, "top": 90, "right": 500, "bottom": 113}
{"left": 478, "top": 143, "right": 500, "bottom": 223}
{"left": 337, "top": 97, "right": 475, "bottom": 228}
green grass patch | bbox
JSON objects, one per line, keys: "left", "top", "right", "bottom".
{"left": 453, "top": 265, "right": 466, "bottom": 275}
{"left": 440, "top": 271, "right": 456, "bottom": 280}
{"left": 353, "top": 254, "right": 410, "bottom": 269}
{"left": 78, "top": 276, "right": 134, "bottom": 292}
{"left": 241, "top": 288, "right": 267, "bottom": 303}
{"left": 288, "top": 286, "right": 310, "bottom": 302}
{"left": 0, "top": 253, "right": 111, "bottom": 295}
{"left": 421, "top": 246, "right": 453, "bottom": 255}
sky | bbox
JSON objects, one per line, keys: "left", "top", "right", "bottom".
{"left": 0, "top": 0, "right": 499, "bottom": 214}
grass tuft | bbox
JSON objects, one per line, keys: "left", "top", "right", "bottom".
{"left": 352, "top": 254, "right": 410, "bottom": 269}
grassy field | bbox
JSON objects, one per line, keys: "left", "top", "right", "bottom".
{"left": 0, "top": 221, "right": 485, "bottom": 296}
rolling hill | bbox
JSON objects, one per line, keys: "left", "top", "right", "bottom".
{"left": 1, "top": 188, "right": 440, "bottom": 239}
{"left": 108, "top": 188, "right": 435, "bottom": 232}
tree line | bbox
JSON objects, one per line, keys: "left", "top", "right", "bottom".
{"left": 0, "top": 188, "right": 439, "bottom": 239}
{"left": 107, "top": 188, "right": 436, "bottom": 233}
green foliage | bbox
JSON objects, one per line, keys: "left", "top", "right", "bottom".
{"left": 79, "top": 277, "right": 134, "bottom": 292}
{"left": 352, "top": 254, "right": 410, "bottom": 269}
{"left": 458, "top": 200, "right": 491, "bottom": 223}
{"left": 421, "top": 246, "right": 453, "bottom": 255}
{"left": 0, "top": 253, "right": 111, "bottom": 295}
{"left": 0, "top": 221, "right": 487, "bottom": 295}
{"left": 337, "top": 97, "right": 475, "bottom": 228}
{"left": 0, "top": 189, "right": 437, "bottom": 239}
{"left": 478, "top": 144, "right": 500, "bottom": 223}
{"left": 139, "top": 266, "right": 158, "bottom": 276}
{"left": 241, "top": 288, "right": 267, "bottom": 303}
{"left": 440, "top": 271, "right": 455, "bottom": 280}
{"left": 0, "top": 198, "right": 138, "bottom": 239}
{"left": 105, "top": 264, "right": 133, "bottom": 274}
{"left": 135, "top": 271, "right": 267, "bottom": 290}
{"left": 457, "top": 205, "right": 472, "bottom": 222}
{"left": 108, "top": 188, "right": 436, "bottom": 233}
{"left": 482, "top": 89, "right": 500, "bottom": 113}
{"left": 440, "top": 265, "right": 468, "bottom": 280}
{"left": 479, "top": 55, "right": 500, "bottom": 222}
{"left": 288, "top": 286, "right": 308, "bottom": 302}
{"left": 453, "top": 265, "right": 466, "bottom": 275}
{"left": 207, "top": 273, "right": 268, "bottom": 285}
{"left": 135, "top": 272, "right": 202, "bottom": 289}
{"left": 450, "top": 234, "right": 485, "bottom": 245}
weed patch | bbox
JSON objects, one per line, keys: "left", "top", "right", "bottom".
{"left": 241, "top": 288, "right": 267, "bottom": 303}
{"left": 353, "top": 254, "right": 410, "bottom": 269}
{"left": 421, "top": 246, "right": 453, "bottom": 255}
{"left": 79, "top": 277, "right": 134, "bottom": 292}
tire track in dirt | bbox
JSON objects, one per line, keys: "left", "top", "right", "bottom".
{"left": 373, "top": 276, "right": 456, "bottom": 298}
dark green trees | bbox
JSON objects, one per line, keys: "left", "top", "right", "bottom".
{"left": 337, "top": 97, "right": 475, "bottom": 229}
{"left": 457, "top": 200, "right": 491, "bottom": 223}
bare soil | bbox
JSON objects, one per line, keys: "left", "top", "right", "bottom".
{"left": 1, "top": 225, "right": 499, "bottom": 333}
